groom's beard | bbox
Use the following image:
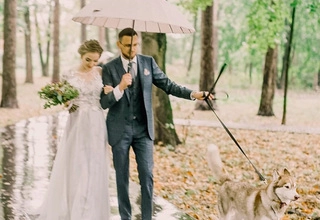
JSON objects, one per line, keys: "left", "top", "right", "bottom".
{"left": 122, "top": 52, "right": 135, "bottom": 60}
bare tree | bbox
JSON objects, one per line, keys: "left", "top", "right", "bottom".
{"left": 105, "top": 28, "right": 112, "bottom": 52}
{"left": 98, "top": 27, "right": 106, "bottom": 49}
{"left": 52, "top": 0, "right": 60, "bottom": 83}
{"left": 23, "top": 2, "right": 33, "bottom": 83}
{"left": 142, "top": 33, "right": 181, "bottom": 147}
{"left": 34, "top": 2, "right": 52, "bottom": 77}
{"left": 1, "top": 0, "right": 18, "bottom": 108}
{"left": 187, "top": 13, "right": 198, "bottom": 73}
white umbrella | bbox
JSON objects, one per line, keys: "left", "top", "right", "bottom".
{"left": 72, "top": 0, "right": 195, "bottom": 34}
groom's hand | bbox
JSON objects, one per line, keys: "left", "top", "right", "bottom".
{"left": 192, "top": 91, "right": 214, "bottom": 100}
{"left": 119, "top": 73, "right": 132, "bottom": 91}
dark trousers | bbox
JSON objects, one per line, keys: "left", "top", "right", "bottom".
{"left": 112, "top": 120, "right": 154, "bottom": 220}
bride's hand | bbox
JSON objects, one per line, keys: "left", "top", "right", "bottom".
{"left": 64, "top": 101, "right": 78, "bottom": 113}
{"left": 64, "top": 101, "right": 70, "bottom": 108}
{"left": 103, "top": 85, "right": 114, "bottom": 94}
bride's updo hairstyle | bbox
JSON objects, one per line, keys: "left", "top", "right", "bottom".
{"left": 78, "top": 39, "right": 103, "bottom": 57}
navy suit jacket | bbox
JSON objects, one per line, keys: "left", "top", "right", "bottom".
{"left": 100, "top": 54, "right": 192, "bottom": 146}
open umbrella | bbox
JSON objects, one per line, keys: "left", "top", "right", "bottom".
{"left": 72, "top": 0, "right": 195, "bottom": 34}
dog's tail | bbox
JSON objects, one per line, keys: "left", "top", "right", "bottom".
{"left": 207, "top": 144, "right": 230, "bottom": 184}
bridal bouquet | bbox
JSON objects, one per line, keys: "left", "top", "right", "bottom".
{"left": 38, "top": 81, "right": 79, "bottom": 112}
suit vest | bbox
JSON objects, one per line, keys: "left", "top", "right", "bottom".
{"left": 128, "top": 73, "right": 147, "bottom": 125}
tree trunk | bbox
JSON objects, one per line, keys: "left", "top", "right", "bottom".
{"left": 196, "top": 3, "right": 216, "bottom": 110}
{"left": 52, "top": 0, "right": 60, "bottom": 83}
{"left": 281, "top": 5, "right": 296, "bottom": 125}
{"left": 24, "top": 4, "right": 33, "bottom": 84}
{"left": 98, "top": 27, "right": 106, "bottom": 49}
{"left": 314, "top": 72, "right": 319, "bottom": 90}
{"left": 141, "top": 33, "right": 181, "bottom": 147}
{"left": 318, "top": 67, "right": 320, "bottom": 87}
{"left": 278, "top": 18, "right": 290, "bottom": 89}
{"left": 249, "top": 62, "right": 253, "bottom": 84}
{"left": 105, "top": 28, "right": 112, "bottom": 52}
{"left": 257, "top": 46, "right": 278, "bottom": 116}
{"left": 187, "top": 13, "right": 198, "bottom": 73}
{"left": 34, "top": 5, "right": 52, "bottom": 77}
{"left": 80, "top": 0, "right": 86, "bottom": 43}
{"left": 213, "top": 0, "right": 219, "bottom": 74}
{"left": 1, "top": 0, "right": 18, "bottom": 108}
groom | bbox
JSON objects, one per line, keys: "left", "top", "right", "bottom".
{"left": 100, "top": 28, "right": 213, "bottom": 220}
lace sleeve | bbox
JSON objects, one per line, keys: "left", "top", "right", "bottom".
{"left": 61, "top": 69, "right": 75, "bottom": 82}
{"left": 94, "top": 66, "right": 102, "bottom": 76}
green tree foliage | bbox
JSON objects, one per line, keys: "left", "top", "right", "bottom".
{"left": 247, "top": 0, "right": 288, "bottom": 52}
{"left": 178, "top": 0, "right": 213, "bottom": 14}
{"left": 218, "top": 1, "right": 251, "bottom": 68}
{"left": 234, "top": 0, "right": 319, "bottom": 88}
{"left": 290, "top": 1, "right": 320, "bottom": 87}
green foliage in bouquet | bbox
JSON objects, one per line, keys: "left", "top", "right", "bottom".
{"left": 38, "top": 81, "right": 79, "bottom": 110}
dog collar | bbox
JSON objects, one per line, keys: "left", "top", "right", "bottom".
{"left": 270, "top": 200, "right": 286, "bottom": 219}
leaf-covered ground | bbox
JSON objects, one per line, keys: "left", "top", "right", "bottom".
{"left": 130, "top": 125, "right": 320, "bottom": 219}
{"left": 129, "top": 88, "right": 320, "bottom": 219}
{"left": 1, "top": 75, "right": 319, "bottom": 219}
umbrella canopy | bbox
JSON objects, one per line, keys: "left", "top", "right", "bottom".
{"left": 72, "top": 0, "right": 195, "bottom": 34}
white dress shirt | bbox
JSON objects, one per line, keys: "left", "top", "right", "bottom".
{"left": 113, "top": 56, "right": 137, "bottom": 101}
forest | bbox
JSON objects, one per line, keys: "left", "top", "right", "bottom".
{"left": 0, "top": 1, "right": 320, "bottom": 219}
{"left": 0, "top": 0, "right": 319, "bottom": 145}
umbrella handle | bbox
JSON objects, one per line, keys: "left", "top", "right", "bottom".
{"left": 128, "top": 20, "right": 136, "bottom": 64}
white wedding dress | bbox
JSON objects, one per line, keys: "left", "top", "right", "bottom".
{"left": 37, "top": 68, "right": 110, "bottom": 220}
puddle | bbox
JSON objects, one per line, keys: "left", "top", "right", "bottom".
{"left": 0, "top": 112, "right": 194, "bottom": 220}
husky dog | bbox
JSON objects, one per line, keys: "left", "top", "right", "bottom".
{"left": 207, "top": 144, "right": 299, "bottom": 220}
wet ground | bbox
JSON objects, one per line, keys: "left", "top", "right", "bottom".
{"left": 0, "top": 112, "right": 194, "bottom": 220}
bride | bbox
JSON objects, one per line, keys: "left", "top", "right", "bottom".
{"left": 37, "top": 39, "right": 113, "bottom": 220}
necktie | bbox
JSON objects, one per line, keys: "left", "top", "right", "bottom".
{"left": 128, "top": 61, "right": 136, "bottom": 85}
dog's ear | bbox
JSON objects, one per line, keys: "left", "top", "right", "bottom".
{"left": 272, "top": 169, "right": 280, "bottom": 181}
{"left": 283, "top": 168, "right": 291, "bottom": 176}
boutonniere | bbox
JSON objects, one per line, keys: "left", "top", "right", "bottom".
{"left": 144, "top": 68, "right": 150, "bottom": 76}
